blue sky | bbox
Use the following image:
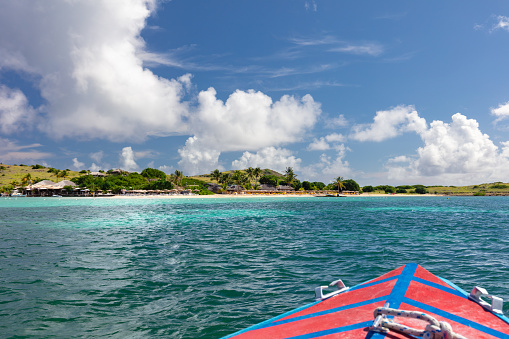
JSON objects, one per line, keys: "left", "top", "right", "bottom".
{"left": 1, "top": 0, "right": 509, "bottom": 186}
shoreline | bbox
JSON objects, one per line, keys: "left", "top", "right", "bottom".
{"left": 35, "top": 193, "right": 446, "bottom": 199}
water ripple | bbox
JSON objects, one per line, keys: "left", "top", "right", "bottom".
{"left": 0, "top": 196, "right": 508, "bottom": 338}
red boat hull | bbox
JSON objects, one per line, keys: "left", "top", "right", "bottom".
{"left": 225, "top": 264, "right": 509, "bottom": 338}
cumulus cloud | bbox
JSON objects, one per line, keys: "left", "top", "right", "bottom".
{"left": 308, "top": 133, "right": 346, "bottom": 151}
{"left": 308, "top": 138, "right": 330, "bottom": 151}
{"left": 386, "top": 113, "right": 509, "bottom": 185}
{"left": 231, "top": 147, "right": 302, "bottom": 173}
{"left": 89, "top": 163, "right": 101, "bottom": 172}
{"left": 301, "top": 145, "right": 351, "bottom": 182}
{"left": 119, "top": 146, "right": 139, "bottom": 172}
{"left": 0, "top": 1, "right": 321, "bottom": 177}
{"left": 491, "top": 102, "right": 509, "bottom": 122}
{"left": 178, "top": 136, "right": 221, "bottom": 175}
{"left": 72, "top": 158, "right": 85, "bottom": 170}
{"left": 0, "top": 0, "right": 189, "bottom": 142}
{"left": 0, "top": 137, "right": 51, "bottom": 162}
{"left": 178, "top": 88, "right": 320, "bottom": 174}
{"left": 350, "top": 105, "right": 427, "bottom": 142}
{"left": 0, "top": 85, "right": 37, "bottom": 134}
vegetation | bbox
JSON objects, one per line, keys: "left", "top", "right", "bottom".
{"left": 362, "top": 185, "right": 374, "bottom": 192}
{"left": 259, "top": 174, "right": 280, "bottom": 187}
{"left": 284, "top": 167, "right": 297, "bottom": 188}
{"left": 181, "top": 178, "right": 214, "bottom": 195}
{"left": 140, "top": 168, "right": 166, "bottom": 180}
{"left": 414, "top": 187, "right": 428, "bottom": 194}
{"left": 2, "top": 163, "right": 509, "bottom": 196}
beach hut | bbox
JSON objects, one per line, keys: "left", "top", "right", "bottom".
{"left": 277, "top": 185, "right": 295, "bottom": 192}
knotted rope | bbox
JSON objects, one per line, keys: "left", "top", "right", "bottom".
{"left": 371, "top": 307, "right": 467, "bottom": 339}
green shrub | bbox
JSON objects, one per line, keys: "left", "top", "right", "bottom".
{"left": 415, "top": 187, "right": 427, "bottom": 194}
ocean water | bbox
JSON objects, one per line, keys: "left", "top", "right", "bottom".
{"left": 0, "top": 196, "right": 508, "bottom": 338}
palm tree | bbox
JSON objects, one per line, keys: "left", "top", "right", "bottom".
{"left": 210, "top": 169, "right": 221, "bottom": 183}
{"left": 174, "top": 170, "right": 183, "bottom": 188}
{"left": 232, "top": 170, "right": 247, "bottom": 193}
{"left": 21, "top": 173, "right": 32, "bottom": 186}
{"left": 245, "top": 167, "right": 255, "bottom": 183}
{"left": 284, "top": 167, "right": 297, "bottom": 188}
{"left": 219, "top": 173, "right": 231, "bottom": 190}
{"left": 253, "top": 167, "right": 262, "bottom": 182}
{"left": 334, "top": 176, "right": 345, "bottom": 195}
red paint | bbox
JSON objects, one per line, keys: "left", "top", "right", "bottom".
{"left": 227, "top": 265, "right": 509, "bottom": 339}
{"left": 276, "top": 279, "right": 395, "bottom": 322}
{"left": 230, "top": 301, "right": 386, "bottom": 339}
{"left": 405, "top": 281, "right": 509, "bottom": 335}
{"left": 413, "top": 265, "right": 451, "bottom": 288}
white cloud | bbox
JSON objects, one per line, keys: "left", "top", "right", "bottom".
{"left": 308, "top": 133, "right": 345, "bottom": 151}
{"left": 492, "top": 15, "right": 509, "bottom": 32}
{"left": 491, "top": 102, "right": 509, "bottom": 122}
{"left": 89, "top": 150, "right": 104, "bottom": 163}
{"left": 232, "top": 147, "right": 301, "bottom": 173}
{"left": 158, "top": 165, "right": 174, "bottom": 174}
{"left": 178, "top": 88, "right": 320, "bottom": 175}
{"left": 119, "top": 146, "right": 139, "bottom": 172}
{"left": 350, "top": 105, "right": 427, "bottom": 142}
{"left": 178, "top": 136, "right": 221, "bottom": 175}
{"left": 386, "top": 113, "right": 509, "bottom": 185}
{"left": 72, "top": 157, "right": 85, "bottom": 170}
{"left": 134, "top": 149, "right": 159, "bottom": 159}
{"left": 330, "top": 43, "right": 384, "bottom": 56}
{"left": 89, "top": 163, "right": 101, "bottom": 172}
{"left": 193, "top": 88, "right": 320, "bottom": 151}
{"left": 0, "top": 0, "right": 189, "bottom": 142}
{"left": 329, "top": 114, "right": 348, "bottom": 128}
{"left": 301, "top": 145, "right": 351, "bottom": 182}
{"left": 305, "top": 1, "right": 317, "bottom": 12}
{"left": 0, "top": 137, "right": 51, "bottom": 162}
{"left": 325, "top": 133, "right": 345, "bottom": 143}
{"left": 387, "top": 155, "right": 410, "bottom": 163}
{"left": 0, "top": 85, "right": 37, "bottom": 134}
{"left": 308, "top": 138, "right": 330, "bottom": 151}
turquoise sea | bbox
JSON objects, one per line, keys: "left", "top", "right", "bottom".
{"left": 0, "top": 196, "right": 508, "bottom": 338}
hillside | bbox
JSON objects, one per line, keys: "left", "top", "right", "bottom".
{"left": 2, "top": 164, "right": 509, "bottom": 195}
{"left": 0, "top": 164, "right": 81, "bottom": 187}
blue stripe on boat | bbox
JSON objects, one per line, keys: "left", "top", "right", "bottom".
{"left": 285, "top": 320, "right": 374, "bottom": 339}
{"left": 348, "top": 275, "right": 399, "bottom": 292}
{"left": 255, "top": 296, "right": 389, "bottom": 330}
{"left": 221, "top": 300, "right": 321, "bottom": 339}
{"left": 384, "top": 263, "right": 417, "bottom": 309}
{"left": 412, "top": 277, "right": 467, "bottom": 299}
{"left": 404, "top": 298, "right": 509, "bottom": 338}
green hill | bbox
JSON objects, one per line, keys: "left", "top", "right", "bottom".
{"left": 0, "top": 164, "right": 81, "bottom": 187}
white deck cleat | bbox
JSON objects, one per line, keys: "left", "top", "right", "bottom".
{"left": 469, "top": 286, "right": 504, "bottom": 314}
{"left": 314, "top": 279, "right": 348, "bottom": 301}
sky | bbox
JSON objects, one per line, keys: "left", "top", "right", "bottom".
{"left": 1, "top": 0, "right": 509, "bottom": 186}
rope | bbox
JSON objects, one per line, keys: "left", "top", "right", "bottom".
{"left": 371, "top": 307, "right": 468, "bottom": 339}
